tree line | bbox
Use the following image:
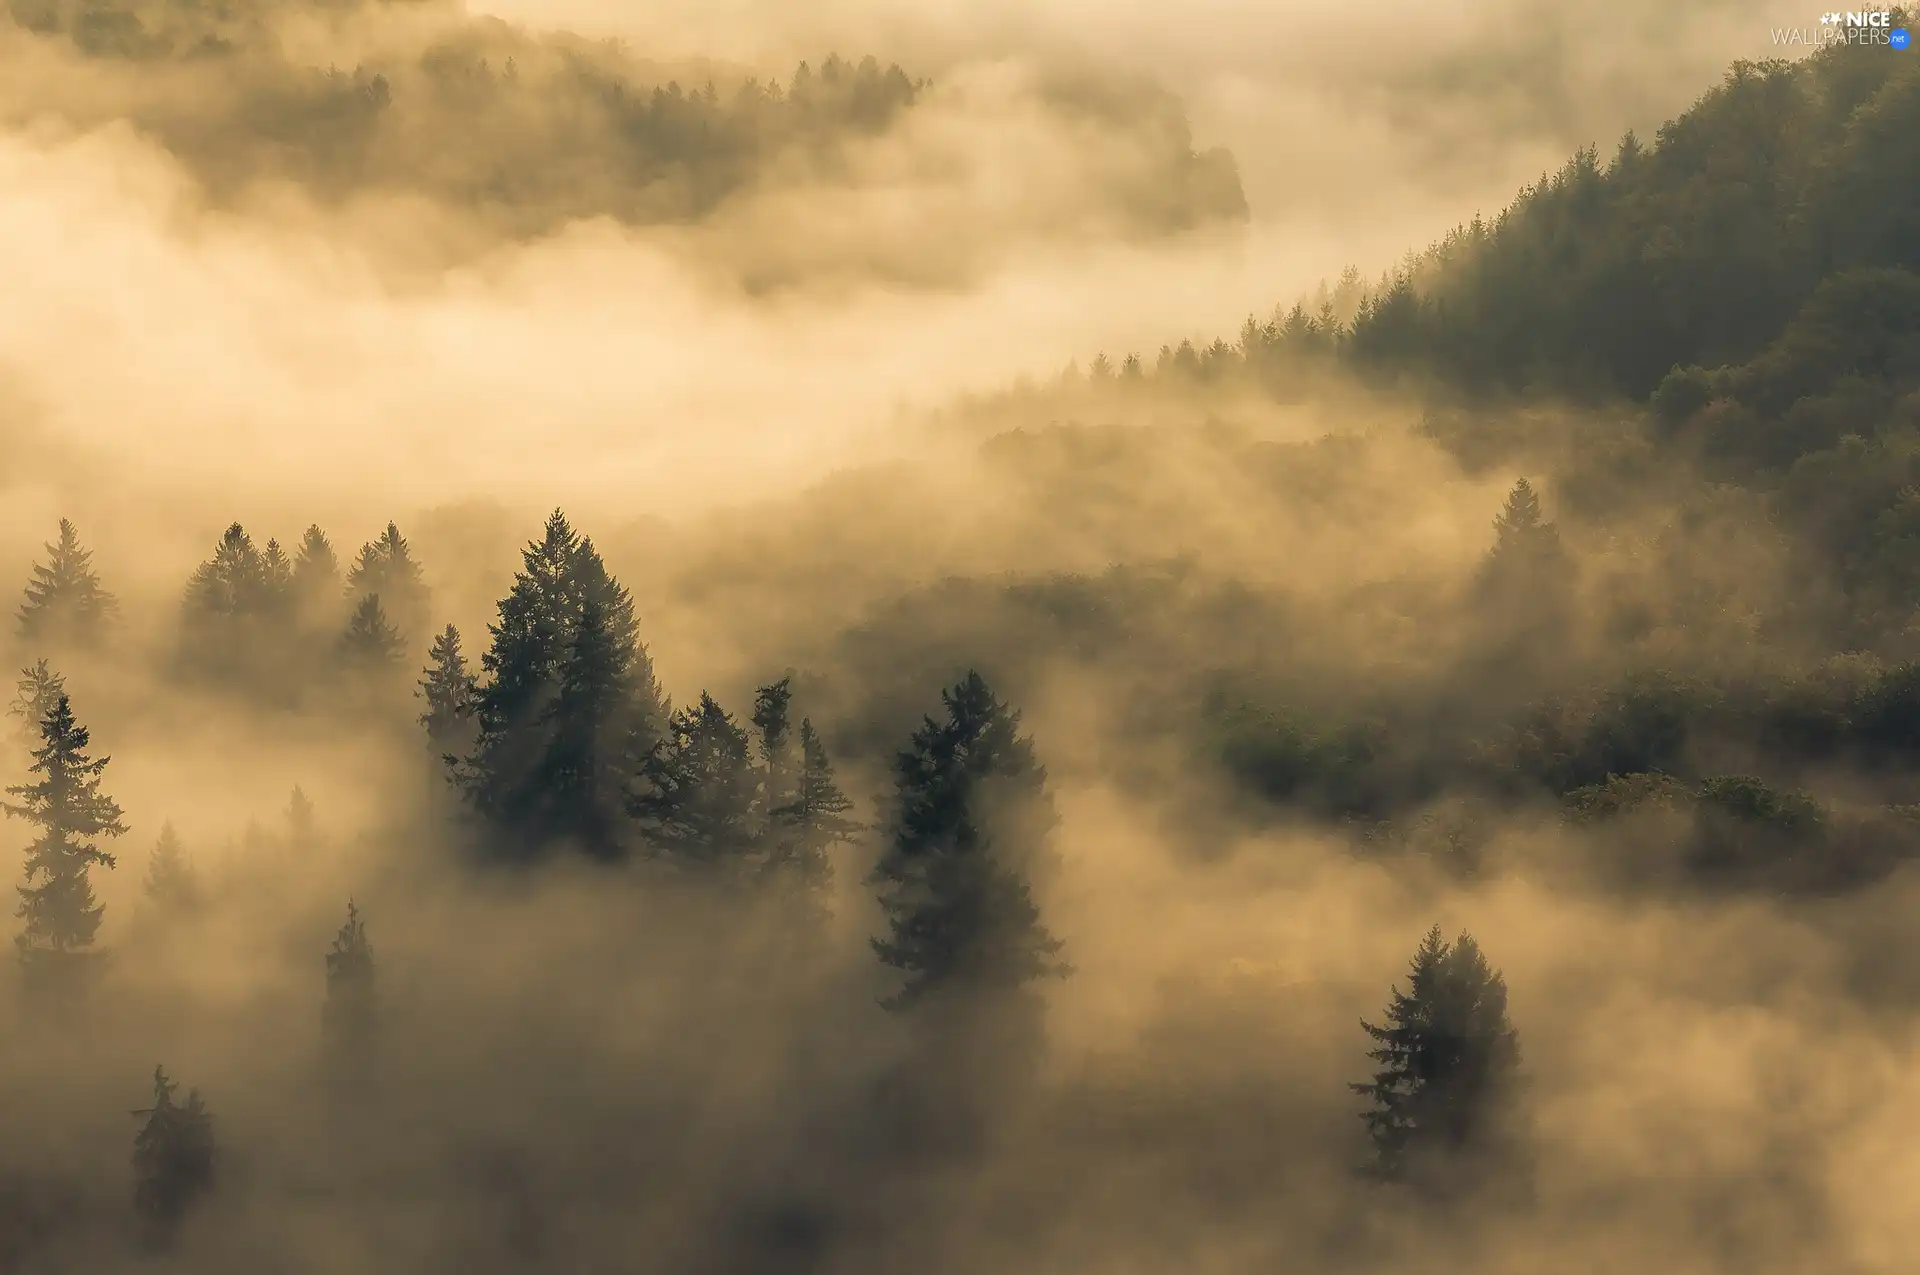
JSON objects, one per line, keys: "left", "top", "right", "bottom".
{"left": 2, "top": 504, "right": 1531, "bottom": 1242}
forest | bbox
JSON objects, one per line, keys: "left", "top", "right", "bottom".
{"left": 1, "top": 1, "right": 1918, "bottom": 1273}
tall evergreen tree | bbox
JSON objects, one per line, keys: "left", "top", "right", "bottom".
{"left": 419, "top": 624, "right": 478, "bottom": 759}
{"left": 8, "top": 660, "right": 65, "bottom": 742}
{"left": 292, "top": 525, "right": 342, "bottom": 625}
{"left": 286, "top": 786, "right": 317, "bottom": 854}
{"left": 1352, "top": 926, "right": 1526, "bottom": 1191}
{"left": 767, "top": 718, "right": 856, "bottom": 896}
{"left": 131, "top": 1066, "right": 215, "bottom": 1236}
{"left": 338, "top": 594, "right": 406, "bottom": 671}
{"left": 462, "top": 511, "right": 664, "bottom": 862}
{"left": 1483, "top": 479, "right": 1567, "bottom": 577}
{"left": 17, "top": 519, "right": 117, "bottom": 648}
{"left": 345, "top": 523, "right": 429, "bottom": 639}
{"left": 869, "top": 672, "right": 1066, "bottom": 1011}
{"left": 183, "top": 523, "right": 269, "bottom": 623}
{"left": 142, "top": 823, "right": 200, "bottom": 913}
{"left": 632, "top": 692, "right": 758, "bottom": 871}
{"left": 4, "top": 693, "right": 125, "bottom": 989}
{"left": 1475, "top": 478, "right": 1574, "bottom": 648}
{"left": 322, "top": 899, "right": 378, "bottom": 1071}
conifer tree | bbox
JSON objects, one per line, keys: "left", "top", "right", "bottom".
{"left": 8, "top": 660, "right": 64, "bottom": 742}
{"left": 322, "top": 900, "right": 378, "bottom": 1070}
{"left": 5, "top": 693, "right": 125, "bottom": 989}
{"left": 261, "top": 538, "right": 294, "bottom": 614}
{"left": 183, "top": 523, "right": 269, "bottom": 623}
{"left": 632, "top": 692, "right": 758, "bottom": 871}
{"left": 17, "top": 519, "right": 117, "bottom": 648}
{"left": 767, "top": 718, "right": 856, "bottom": 896}
{"left": 752, "top": 677, "right": 797, "bottom": 831}
{"left": 345, "top": 523, "right": 429, "bottom": 639}
{"left": 286, "top": 787, "right": 317, "bottom": 854}
{"left": 1483, "top": 478, "right": 1567, "bottom": 577}
{"left": 463, "top": 511, "right": 664, "bottom": 861}
{"left": 131, "top": 1066, "right": 215, "bottom": 1235}
{"left": 338, "top": 594, "right": 405, "bottom": 670}
{"left": 142, "top": 823, "right": 200, "bottom": 913}
{"left": 1352, "top": 926, "right": 1526, "bottom": 1191}
{"left": 419, "top": 624, "right": 478, "bottom": 758}
{"left": 292, "top": 525, "right": 342, "bottom": 623}
{"left": 869, "top": 672, "right": 1066, "bottom": 1011}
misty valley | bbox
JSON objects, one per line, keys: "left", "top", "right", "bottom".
{"left": 1, "top": 0, "right": 1919, "bottom": 1272}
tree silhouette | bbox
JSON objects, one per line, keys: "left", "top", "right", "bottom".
{"left": 292, "top": 524, "right": 341, "bottom": 619}
{"left": 17, "top": 519, "right": 116, "bottom": 648}
{"left": 131, "top": 1066, "right": 215, "bottom": 1238}
{"left": 870, "top": 672, "right": 1066, "bottom": 1011}
{"left": 322, "top": 899, "right": 378, "bottom": 1081}
{"left": 345, "top": 523, "right": 429, "bottom": 640}
{"left": 339, "top": 594, "right": 406, "bottom": 672}
{"left": 419, "top": 624, "right": 478, "bottom": 760}
{"left": 633, "top": 692, "right": 758, "bottom": 872}
{"left": 4, "top": 693, "right": 125, "bottom": 992}
{"left": 462, "top": 511, "right": 664, "bottom": 862}
{"left": 1353, "top": 926, "right": 1526, "bottom": 1192}
{"left": 7, "top": 661, "right": 65, "bottom": 743}
{"left": 142, "top": 823, "right": 200, "bottom": 913}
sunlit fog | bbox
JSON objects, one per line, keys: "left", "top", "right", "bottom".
{"left": 1, "top": 0, "right": 1917, "bottom": 1270}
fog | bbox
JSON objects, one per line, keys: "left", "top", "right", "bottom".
{"left": 1, "top": 0, "right": 1914, "bottom": 1272}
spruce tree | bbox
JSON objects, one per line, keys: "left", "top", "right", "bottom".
{"left": 131, "top": 1066, "right": 215, "bottom": 1235}
{"left": 322, "top": 900, "right": 378, "bottom": 1072}
{"left": 260, "top": 537, "right": 294, "bottom": 617}
{"left": 869, "top": 672, "right": 1066, "bottom": 1011}
{"left": 338, "top": 594, "right": 405, "bottom": 671}
{"left": 17, "top": 519, "right": 117, "bottom": 648}
{"left": 632, "top": 692, "right": 758, "bottom": 872}
{"left": 5, "top": 693, "right": 126, "bottom": 989}
{"left": 767, "top": 719, "right": 856, "bottom": 896}
{"left": 1352, "top": 926, "right": 1526, "bottom": 1191}
{"left": 183, "top": 523, "right": 269, "bottom": 623}
{"left": 292, "top": 525, "right": 342, "bottom": 626}
{"left": 1481, "top": 478, "right": 1569, "bottom": 581}
{"left": 463, "top": 511, "right": 664, "bottom": 861}
{"left": 143, "top": 823, "right": 200, "bottom": 913}
{"left": 345, "top": 523, "right": 429, "bottom": 639}
{"left": 8, "top": 660, "right": 65, "bottom": 742}
{"left": 419, "top": 624, "right": 478, "bottom": 759}
{"left": 286, "top": 787, "right": 317, "bottom": 854}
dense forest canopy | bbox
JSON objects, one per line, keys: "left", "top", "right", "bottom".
{"left": 0, "top": 2, "right": 1918, "bottom": 1273}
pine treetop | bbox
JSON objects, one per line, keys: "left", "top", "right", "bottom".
{"left": 869, "top": 672, "right": 1066, "bottom": 1009}
{"left": 325, "top": 899, "right": 375, "bottom": 988}
{"left": 339, "top": 594, "right": 405, "bottom": 665}
{"left": 1352, "top": 925, "right": 1523, "bottom": 1183}
{"left": 18, "top": 518, "right": 117, "bottom": 643}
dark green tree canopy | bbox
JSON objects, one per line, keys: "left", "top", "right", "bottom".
{"left": 633, "top": 691, "right": 758, "bottom": 872}
{"left": 323, "top": 899, "right": 378, "bottom": 1064}
{"left": 346, "top": 522, "right": 430, "bottom": 638}
{"left": 1353, "top": 925, "right": 1526, "bottom": 1189}
{"left": 420, "top": 623, "right": 479, "bottom": 756}
{"left": 869, "top": 671, "right": 1067, "bottom": 1011}
{"left": 339, "top": 593, "right": 407, "bottom": 670}
{"left": 132, "top": 1065, "right": 216, "bottom": 1236}
{"left": 5, "top": 692, "right": 126, "bottom": 969}
{"left": 461, "top": 510, "right": 664, "bottom": 862}
{"left": 17, "top": 519, "right": 117, "bottom": 648}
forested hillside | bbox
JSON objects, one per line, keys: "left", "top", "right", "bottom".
{"left": 1, "top": 5, "right": 1918, "bottom": 1274}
